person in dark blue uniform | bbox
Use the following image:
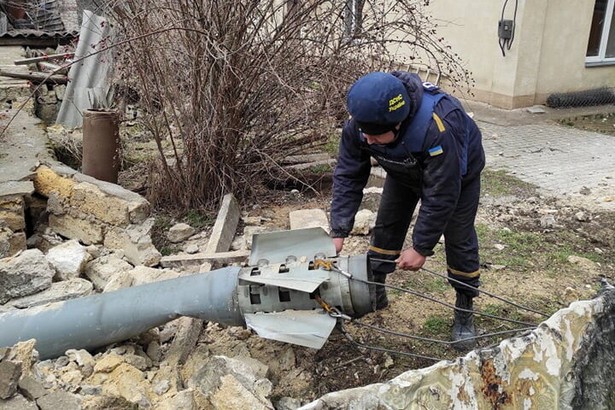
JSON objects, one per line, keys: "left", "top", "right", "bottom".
{"left": 330, "top": 71, "right": 485, "bottom": 350}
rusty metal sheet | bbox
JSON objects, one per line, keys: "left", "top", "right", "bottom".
{"left": 244, "top": 310, "right": 336, "bottom": 349}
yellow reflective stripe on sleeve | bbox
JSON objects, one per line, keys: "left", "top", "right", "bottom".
{"left": 448, "top": 266, "right": 480, "bottom": 278}
{"left": 368, "top": 245, "right": 401, "bottom": 256}
{"left": 432, "top": 113, "right": 446, "bottom": 132}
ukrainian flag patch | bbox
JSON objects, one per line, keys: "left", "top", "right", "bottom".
{"left": 428, "top": 145, "right": 444, "bottom": 156}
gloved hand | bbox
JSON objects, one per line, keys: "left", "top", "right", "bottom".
{"left": 396, "top": 248, "right": 426, "bottom": 271}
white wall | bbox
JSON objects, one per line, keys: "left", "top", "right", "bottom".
{"left": 422, "top": 0, "right": 615, "bottom": 108}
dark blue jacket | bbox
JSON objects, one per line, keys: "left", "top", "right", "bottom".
{"left": 330, "top": 71, "right": 485, "bottom": 256}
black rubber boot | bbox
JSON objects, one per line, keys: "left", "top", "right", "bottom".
{"left": 451, "top": 292, "right": 476, "bottom": 351}
{"left": 373, "top": 273, "right": 389, "bottom": 310}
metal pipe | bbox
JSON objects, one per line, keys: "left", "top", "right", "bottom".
{"left": 0, "top": 267, "right": 243, "bottom": 359}
{"left": 82, "top": 109, "right": 121, "bottom": 183}
{"left": 0, "top": 228, "right": 377, "bottom": 358}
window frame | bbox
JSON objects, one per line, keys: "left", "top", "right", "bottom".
{"left": 586, "top": 0, "right": 615, "bottom": 66}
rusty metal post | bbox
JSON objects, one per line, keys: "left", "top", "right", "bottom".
{"left": 82, "top": 109, "right": 121, "bottom": 183}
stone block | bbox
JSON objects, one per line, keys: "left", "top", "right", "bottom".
{"left": 46, "top": 239, "right": 92, "bottom": 281}
{"left": 85, "top": 254, "right": 133, "bottom": 291}
{"left": 70, "top": 182, "right": 131, "bottom": 226}
{"left": 73, "top": 173, "right": 151, "bottom": 224}
{"left": 0, "top": 249, "right": 54, "bottom": 304}
{"left": 49, "top": 213, "right": 104, "bottom": 245}
{"left": 0, "top": 197, "right": 25, "bottom": 231}
{"left": 104, "top": 220, "right": 161, "bottom": 267}
{"left": 0, "top": 361, "right": 22, "bottom": 399}
{"left": 0, "top": 230, "right": 26, "bottom": 258}
{"left": 289, "top": 209, "right": 329, "bottom": 232}
{"left": 33, "top": 165, "right": 75, "bottom": 199}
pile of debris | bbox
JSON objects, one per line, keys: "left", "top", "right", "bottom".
{"left": 0, "top": 49, "right": 72, "bottom": 85}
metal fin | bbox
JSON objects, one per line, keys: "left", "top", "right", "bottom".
{"left": 249, "top": 227, "right": 336, "bottom": 266}
{"left": 244, "top": 310, "right": 336, "bottom": 349}
{"left": 239, "top": 267, "right": 330, "bottom": 293}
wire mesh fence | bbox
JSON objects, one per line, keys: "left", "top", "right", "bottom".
{"left": 546, "top": 87, "right": 615, "bottom": 108}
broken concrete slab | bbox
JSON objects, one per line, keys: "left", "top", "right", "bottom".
{"left": 0, "top": 181, "right": 35, "bottom": 198}
{"left": 159, "top": 250, "right": 250, "bottom": 269}
{"left": 5, "top": 278, "right": 93, "bottom": 309}
{"left": 289, "top": 209, "right": 329, "bottom": 232}
{"left": 204, "top": 193, "right": 240, "bottom": 254}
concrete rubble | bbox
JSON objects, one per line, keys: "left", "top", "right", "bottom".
{"left": 0, "top": 158, "right": 614, "bottom": 408}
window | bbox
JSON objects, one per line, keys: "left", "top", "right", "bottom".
{"left": 586, "top": 0, "right": 615, "bottom": 64}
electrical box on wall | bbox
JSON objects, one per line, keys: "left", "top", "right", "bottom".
{"left": 498, "top": 19, "right": 514, "bottom": 39}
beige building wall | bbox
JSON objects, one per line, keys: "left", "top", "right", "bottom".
{"left": 422, "top": 0, "right": 615, "bottom": 108}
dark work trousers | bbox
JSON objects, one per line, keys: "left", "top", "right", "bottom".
{"left": 367, "top": 174, "right": 481, "bottom": 297}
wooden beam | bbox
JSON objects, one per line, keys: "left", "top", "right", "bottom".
{"left": 159, "top": 250, "right": 250, "bottom": 269}
{"left": 14, "top": 53, "right": 74, "bottom": 65}
{"left": 0, "top": 69, "right": 67, "bottom": 84}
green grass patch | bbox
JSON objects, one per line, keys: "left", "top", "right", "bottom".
{"left": 481, "top": 169, "right": 538, "bottom": 198}
{"left": 422, "top": 315, "right": 449, "bottom": 335}
{"left": 184, "top": 209, "right": 213, "bottom": 229}
{"left": 308, "top": 164, "right": 333, "bottom": 174}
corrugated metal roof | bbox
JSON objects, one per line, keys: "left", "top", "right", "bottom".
{"left": 0, "top": 29, "right": 77, "bottom": 46}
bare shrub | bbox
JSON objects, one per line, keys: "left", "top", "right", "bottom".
{"left": 104, "top": 0, "right": 471, "bottom": 212}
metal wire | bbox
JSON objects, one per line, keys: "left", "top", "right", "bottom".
{"left": 352, "top": 320, "right": 534, "bottom": 346}
{"left": 319, "top": 259, "right": 545, "bottom": 360}
{"left": 352, "top": 277, "right": 537, "bottom": 327}
{"left": 337, "top": 321, "right": 442, "bottom": 362}
{"left": 421, "top": 265, "right": 550, "bottom": 318}
{"left": 369, "top": 257, "right": 550, "bottom": 318}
